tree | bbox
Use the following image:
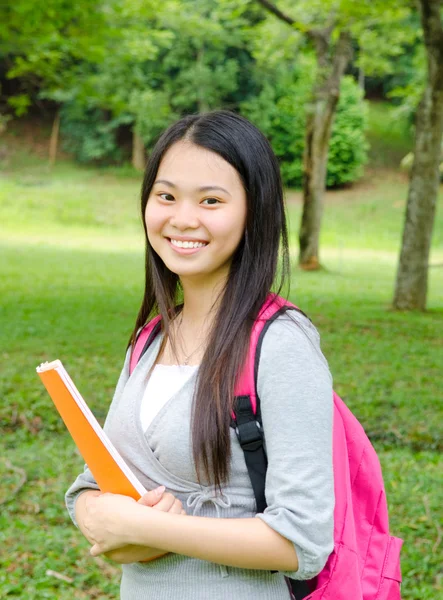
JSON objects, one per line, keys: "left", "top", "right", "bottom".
{"left": 393, "top": 0, "right": 443, "bottom": 310}
{"left": 0, "top": 0, "right": 107, "bottom": 113}
{"left": 256, "top": 0, "right": 352, "bottom": 269}
{"left": 39, "top": 0, "right": 257, "bottom": 165}
{"left": 255, "top": 0, "right": 412, "bottom": 269}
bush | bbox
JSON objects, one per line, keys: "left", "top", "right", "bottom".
{"left": 60, "top": 103, "right": 130, "bottom": 164}
{"left": 327, "top": 78, "right": 369, "bottom": 187}
{"left": 241, "top": 67, "right": 368, "bottom": 188}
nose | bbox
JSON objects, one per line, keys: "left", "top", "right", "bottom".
{"left": 169, "top": 200, "right": 199, "bottom": 231}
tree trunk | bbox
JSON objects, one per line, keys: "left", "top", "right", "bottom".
{"left": 132, "top": 129, "right": 145, "bottom": 171}
{"left": 358, "top": 66, "right": 365, "bottom": 91}
{"left": 49, "top": 110, "right": 60, "bottom": 168}
{"left": 393, "top": 0, "right": 443, "bottom": 310}
{"left": 299, "top": 31, "right": 352, "bottom": 269}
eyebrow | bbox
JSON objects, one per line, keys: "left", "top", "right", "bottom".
{"left": 154, "top": 179, "right": 231, "bottom": 197}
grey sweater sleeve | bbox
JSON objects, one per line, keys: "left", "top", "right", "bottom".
{"left": 255, "top": 311, "right": 334, "bottom": 580}
{"left": 64, "top": 348, "right": 131, "bottom": 526}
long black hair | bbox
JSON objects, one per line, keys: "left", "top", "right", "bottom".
{"left": 129, "top": 110, "right": 290, "bottom": 489}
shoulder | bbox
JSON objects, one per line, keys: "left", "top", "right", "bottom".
{"left": 258, "top": 309, "right": 331, "bottom": 380}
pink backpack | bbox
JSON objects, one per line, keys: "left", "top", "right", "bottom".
{"left": 130, "top": 294, "right": 403, "bottom": 600}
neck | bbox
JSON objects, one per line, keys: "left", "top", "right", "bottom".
{"left": 179, "top": 274, "right": 226, "bottom": 330}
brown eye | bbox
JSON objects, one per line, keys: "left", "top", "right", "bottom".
{"left": 159, "top": 193, "right": 175, "bottom": 201}
{"left": 202, "top": 198, "right": 220, "bottom": 205}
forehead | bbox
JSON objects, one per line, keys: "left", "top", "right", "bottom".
{"left": 156, "top": 141, "right": 243, "bottom": 191}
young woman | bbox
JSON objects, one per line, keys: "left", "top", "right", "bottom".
{"left": 66, "top": 110, "right": 334, "bottom": 599}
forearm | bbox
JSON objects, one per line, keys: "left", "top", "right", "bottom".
{"left": 105, "top": 544, "right": 167, "bottom": 564}
{"left": 130, "top": 509, "right": 299, "bottom": 572}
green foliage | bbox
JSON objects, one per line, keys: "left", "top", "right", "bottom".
{"left": 240, "top": 65, "right": 309, "bottom": 186}
{"left": 388, "top": 44, "right": 426, "bottom": 122}
{"left": 7, "top": 94, "right": 31, "bottom": 117}
{"left": 129, "top": 89, "right": 178, "bottom": 149}
{"left": 0, "top": 0, "right": 108, "bottom": 114}
{"left": 60, "top": 105, "right": 128, "bottom": 164}
{"left": 327, "top": 77, "right": 368, "bottom": 187}
{"left": 353, "top": 6, "right": 416, "bottom": 78}
{"left": 242, "top": 68, "right": 368, "bottom": 188}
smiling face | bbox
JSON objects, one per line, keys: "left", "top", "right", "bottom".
{"left": 145, "top": 140, "right": 247, "bottom": 287}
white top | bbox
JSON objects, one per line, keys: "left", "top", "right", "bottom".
{"left": 140, "top": 364, "right": 199, "bottom": 432}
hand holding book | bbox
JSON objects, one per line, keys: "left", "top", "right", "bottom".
{"left": 75, "top": 486, "right": 186, "bottom": 564}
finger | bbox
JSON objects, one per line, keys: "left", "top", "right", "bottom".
{"left": 90, "top": 544, "right": 101, "bottom": 557}
{"left": 152, "top": 493, "right": 175, "bottom": 512}
{"left": 169, "top": 499, "right": 183, "bottom": 515}
{"left": 181, "top": 509, "right": 186, "bottom": 515}
{"left": 151, "top": 492, "right": 176, "bottom": 512}
{"left": 137, "top": 486, "right": 166, "bottom": 507}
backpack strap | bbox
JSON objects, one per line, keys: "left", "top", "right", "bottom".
{"left": 231, "top": 295, "right": 295, "bottom": 514}
{"left": 129, "top": 315, "right": 162, "bottom": 376}
{"left": 231, "top": 295, "right": 311, "bottom": 599}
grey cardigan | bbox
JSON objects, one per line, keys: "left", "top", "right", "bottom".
{"left": 65, "top": 311, "right": 334, "bottom": 599}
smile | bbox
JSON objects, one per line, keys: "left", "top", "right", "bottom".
{"left": 166, "top": 238, "right": 209, "bottom": 254}
{"left": 170, "top": 239, "right": 208, "bottom": 249}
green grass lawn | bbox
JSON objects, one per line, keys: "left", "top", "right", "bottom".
{"left": 0, "top": 147, "right": 442, "bottom": 599}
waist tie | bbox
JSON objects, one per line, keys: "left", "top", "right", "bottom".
{"left": 186, "top": 490, "right": 232, "bottom": 578}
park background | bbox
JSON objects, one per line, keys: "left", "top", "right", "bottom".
{"left": 0, "top": 1, "right": 442, "bottom": 598}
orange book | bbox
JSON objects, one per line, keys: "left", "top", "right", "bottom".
{"left": 36, "top": 359, "right": 147, "bottom": 500}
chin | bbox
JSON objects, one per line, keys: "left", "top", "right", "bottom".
{"left": 161, "top": 262, "right": 202, "bottom": 278}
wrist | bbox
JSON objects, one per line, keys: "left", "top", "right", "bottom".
{"left": 123, "top": 503, "right": 154, "bottom": 546}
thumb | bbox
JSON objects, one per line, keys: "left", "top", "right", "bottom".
{"left": 90, "top": 544, "right": 100, "bottom": 557}
{"left": 137, "top": 486, "right": 166, "bottom": 506}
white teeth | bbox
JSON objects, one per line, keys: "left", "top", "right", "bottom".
{"left": 170, "top": 239, "right": 207, "bottom": 249}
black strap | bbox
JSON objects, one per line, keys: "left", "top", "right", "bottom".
{"left": 288, "top": 579, "right": 311, "bottom": 599}
{"left": 232, "top": 396, "right": 268, "bottom": 514}
{"left": 232, "top": 396, "right": 310, "bottom": 599}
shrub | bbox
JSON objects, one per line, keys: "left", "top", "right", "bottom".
{"left": 327, "top": 78, "right": 369, "bottom": 187}
{"left": 241, "top": 67, "right": 368, "bottom": 188}
{"left": 60, "top": 103, "right": 130, "bottom": 164}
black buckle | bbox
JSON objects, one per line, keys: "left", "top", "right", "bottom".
{"left": 236, "top": 420, "right": 263, "bottom": 451}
